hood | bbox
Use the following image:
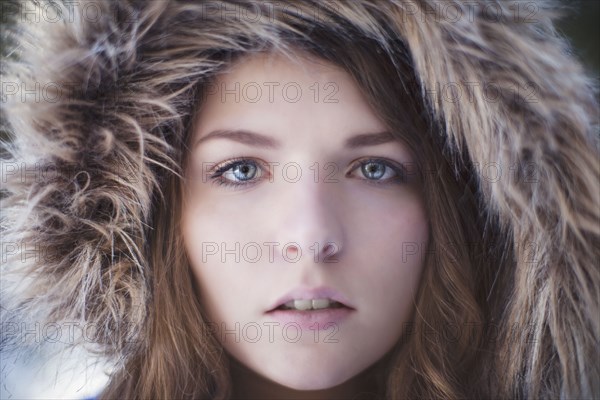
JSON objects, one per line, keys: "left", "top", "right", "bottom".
{"left": 1, "top": 0, "right": 598, "bottom": 397}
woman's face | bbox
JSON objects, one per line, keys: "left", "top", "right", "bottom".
{"left": 182, "top": 52, "right": 429, "bottom": 391}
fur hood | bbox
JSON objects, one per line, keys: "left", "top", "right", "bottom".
{"left": 1, "top": 0, "right": 598, "bottom": 397}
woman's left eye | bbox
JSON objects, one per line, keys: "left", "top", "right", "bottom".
{"left": 349, "top": 158, "right": 407, "bottom": 185}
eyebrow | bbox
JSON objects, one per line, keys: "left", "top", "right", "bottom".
{"left": 193, "top": 129, "right": 397, "bottom": 149}
{"left": 344, "top": 131, "right": 396, "bottom": 149}
{"left": 194, "top": 129, "right": 279, "bottom": 149}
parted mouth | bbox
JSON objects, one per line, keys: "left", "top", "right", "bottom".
{"left": 266, "top": 286, "right": 355, "bottom": 313}
{"left": 273, "top": 298, "right": 347, "bottom": 311}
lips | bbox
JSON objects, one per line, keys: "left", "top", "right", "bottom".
{"left": 265, "top": 285, "right": 355, "bottom": 313}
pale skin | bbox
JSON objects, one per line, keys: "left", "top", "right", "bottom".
{"left": 181, "top": 51, "right": 429, "bottom": 399}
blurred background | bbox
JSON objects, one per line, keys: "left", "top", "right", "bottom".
{"left": 557, "top": 0, "right": 600, "bottom": 83}
{"left": 1, "top": 1, "right": 599, "bottom": 399}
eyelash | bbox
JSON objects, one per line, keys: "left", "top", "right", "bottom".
{"left": 208, "top": 157, "right": 408, "bottom": 189}
{"left": 209, "top": 157, "right": 264, "bottom": 189}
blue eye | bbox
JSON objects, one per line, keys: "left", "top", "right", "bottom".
{"left": 351, "top": 158, "right": 408, "bottom": 185}
{"left": 361, "top": 161, "right": 386, "bottom": 179}
{"left": 210, "top": 158, "right": 264, "bottom": 188}
{"left": 225, "top": 162, "right": 258, "bottom": 181}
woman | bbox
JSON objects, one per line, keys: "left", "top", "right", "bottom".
{"left": 1, "top": 0, "right": 598, "bottom": 399}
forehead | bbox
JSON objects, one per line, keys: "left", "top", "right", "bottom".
{"left": 192, "top": 52, "right": 390, "bottom": 150}
{"left": 220, "top": 51, "right": 345, "bottom": 84}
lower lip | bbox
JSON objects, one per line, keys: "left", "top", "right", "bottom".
{"left": 265, "top": 307, "right": 354, "bottom": 331}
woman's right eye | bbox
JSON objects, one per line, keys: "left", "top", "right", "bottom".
{"left": 209, "top": 158, "right": 265, "bottom": 189}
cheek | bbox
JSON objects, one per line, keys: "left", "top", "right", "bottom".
{"left": 180, "top": 205, "right": 249, "bottom": 322}
{"left": 352, "top": 191, "right": 429, "bottom": 335}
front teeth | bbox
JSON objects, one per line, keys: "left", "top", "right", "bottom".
{"left": 281, "top": 298, "right": 341, "bottom": 310}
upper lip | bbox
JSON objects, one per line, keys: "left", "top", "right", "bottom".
{"left": 266, "top": 285, "right": 355, "bottom": 312}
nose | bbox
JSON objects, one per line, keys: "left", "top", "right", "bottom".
{"left": 272, "top": 174, "right": 345, "bottom": 264}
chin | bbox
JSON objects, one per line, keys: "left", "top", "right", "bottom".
{"left": 275, "top": 376, "right": 347, "bottom": 391}
{"left": 265, "top": 362, "right": 353, "bottom": 391}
